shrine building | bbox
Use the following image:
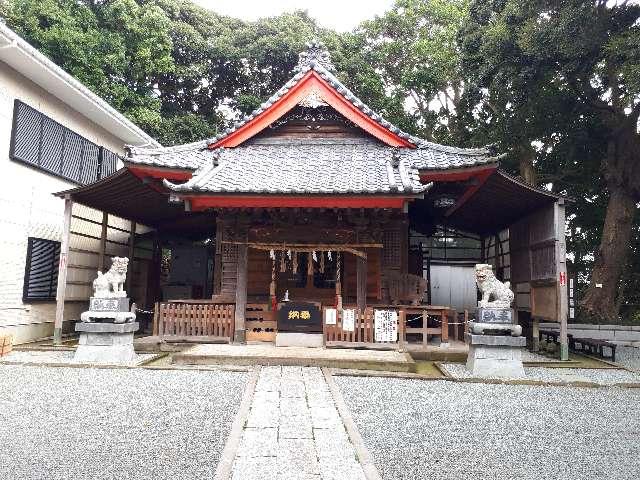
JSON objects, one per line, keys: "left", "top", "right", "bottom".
{"left": 55, "top": 42, "right": 569, "bottom": 356}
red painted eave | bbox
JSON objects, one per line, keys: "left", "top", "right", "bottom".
{"left": 127, "top": 164, "right": 193, "bottom": 182}
{"left": 209, "top": 70, "right": 414, "bottom": 149}
{"left": 419, "top": 164, "right": 498, "bottom": 183}
{"left": 185, "top": 195, "right": 413, "bottom": 210}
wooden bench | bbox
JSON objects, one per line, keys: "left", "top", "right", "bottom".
{"left": 539, "top": 329, "right": 560, "bottom": 344}
{"left": 570, "top": 337, "right": 617, "bottom": 362}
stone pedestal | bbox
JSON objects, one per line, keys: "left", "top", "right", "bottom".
{"left": 74, "top": 322, "right": 139, "bottom": 364}
{"left": 465, "top": 333, "right": 526, "bottom": 378}
{"left": 276, "top": 332, "right": 323, "bottom": 348}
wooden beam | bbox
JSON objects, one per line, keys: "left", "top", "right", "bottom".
{"left": 357, "top": 255, "right": 367, "bottom": 311}
{"left": 98, "top": 211, "right": 108, "bottom": 272}
{"left": 53, "top": 196, "right": 73, "bottom": 345}
{"left": 126, "top": 221, "right": 136, "bottom": 293}
{"left": 234, "top": 236, "right": 249, "bottom": 344}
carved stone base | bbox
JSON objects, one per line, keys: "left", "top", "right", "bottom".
{"left": 80, "top": 310, "right": 136, "bottom": 323}
{"left": 465, "top": 333, "right": 526, "bottom": 378}
{"left": 74, "top": 322, "right": 139, "bottom": 364}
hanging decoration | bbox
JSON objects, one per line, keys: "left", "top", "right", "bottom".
{"left": 287, "top": 249, "right": 292, "bottom": 260}
{"left": 328, "top": 251, "right": 332, "bottom": 261}
{"left": 312, "top": 250, "right": 318, "bottom": 262}
{"left": 320, "top": 251, "right": 325, "bottom": 273}
{"left": 270, "top": 255, "right": 277, "bottom": 311}
{"left": 307, "top": 252, "right": 314, "bottom": 276}
{"left": 280, "top": 250, "right": 286, "bottom": 272}
{"left": 269, "top": 249, "right": 275, "bottom": 260}
{"left": 292, "top": 252, "right": 298, "bottom": 274}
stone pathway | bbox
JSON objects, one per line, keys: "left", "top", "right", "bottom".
{"left": 231, "top": 366, "right": 367, "bottom": 480}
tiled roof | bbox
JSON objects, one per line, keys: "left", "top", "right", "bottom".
{"left": 124, "top": 42, "right": 499, "bottom": 197}
{"left": 163, "top": 139, "right": 429, "bottom": 195}
{"left": 125, "top": 136, "right": 498, "bottom": 173}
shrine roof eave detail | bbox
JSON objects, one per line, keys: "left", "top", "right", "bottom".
{"left": 183, "top": 194, "right": 421, "bottom": 210}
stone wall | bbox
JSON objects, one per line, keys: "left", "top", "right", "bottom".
{"left": 540, "top": 322, "right": 640, "bottom": 344}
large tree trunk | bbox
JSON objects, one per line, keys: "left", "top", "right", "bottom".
{"left": 581, "top": 124, "right": 639, "bottom": 322}
{"left": 518, "top": 145, "right": 537, "bottom": 185}
{"left": 580, "top": 187, "right": 636, "bottom": 321}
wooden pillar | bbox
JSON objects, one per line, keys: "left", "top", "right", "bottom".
{"left": 234, "top": 235, "right": 248, "bottom": 344}
{"left": 126, "top": 220, "right": 136, "bottom": 294}
{"left": 335, "top": 252, "right": 342, "bottom": 309}
{"left": 357, "top": 254, "right": 367, "bottom": 311}
{"left": 98, "top": 211, "right": 108, "bottom": 272}
{"left": 531, "top": 318, "right": 540, "bottom": 352}
{"left": 556, "top": 200, "right": 569, "bottom": 360}
{"left": 53, "top": 196, "right": 72, "bottom": 345}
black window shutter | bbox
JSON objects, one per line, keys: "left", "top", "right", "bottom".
{"left": 10, "top": 100, "right": 122, "bottom": 185}
{"left": 23, "top": 238, "right": 61, "bottom": 302}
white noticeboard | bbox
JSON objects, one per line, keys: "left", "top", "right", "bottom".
{"left": 374, "top": 310, "right": 398, "bottom": 342}
{"left": 342, "top": 309, "right": 355, "bottom": 332}
{"left": 325, "top": 308, "right": 337, "bottom": 325}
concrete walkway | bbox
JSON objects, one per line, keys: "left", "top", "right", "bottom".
{"left": 231, "top": 366, "right": 367, "bottom": 480}
{"left": 173, "top": 343, "right": 413, "bottom": 371}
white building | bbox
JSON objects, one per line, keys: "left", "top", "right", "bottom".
{"left": 0, "top": 23, "right": 159, "bottom": 344}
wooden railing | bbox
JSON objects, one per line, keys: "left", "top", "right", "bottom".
{"left": 323, "top": 305, "right": 460, "bottom": 350}
{"left": 323, "top": 307, "right": 405, "bottom": 349}
{"left": 155, "top": 302, "right": 235, "bottom": 342}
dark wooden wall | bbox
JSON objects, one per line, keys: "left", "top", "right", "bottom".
{"left": 213, "top": 209, "right": 409, "bottom": 305}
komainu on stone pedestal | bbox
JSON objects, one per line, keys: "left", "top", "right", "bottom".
{"left": 75, "top": 257, "right": 137, "bottom": 364}
{"left": 80, "top": 257, "right": 135, "bottom": 323}
{"left": 470, "top": 264, "right": 521, "bottom": 336}
{"left": 466, "top": 264, "right": 525, "bottom": 377}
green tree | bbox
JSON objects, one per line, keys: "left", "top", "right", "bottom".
{"left": 356, "top": 0, "right": 471, "bottom": 143}
{"left": 461, "top": 0, "right": 640, "bottom": 321}
{"left": 1, "top": 0, "right": 176, "bottom": 137}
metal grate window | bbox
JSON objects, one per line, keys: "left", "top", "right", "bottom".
{"left": 9, "top": 100, "right": 121, "bottom": 185}
{"left": 23, "top": 238, "right": 61, "bottom": 302}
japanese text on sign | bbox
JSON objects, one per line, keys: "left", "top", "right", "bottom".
{"left": 288, "top": 310, "right": 311, "bottom": 320}
{"left": 374, "top": 310, "right": 398, "bottom": 342}
{"left": 325, "top": 308, "right": 337, "bottom": 325}
{"left": 342, "top": 309, "right": 355, "bottom": 332}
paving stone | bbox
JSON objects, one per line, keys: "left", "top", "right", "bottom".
{"left": 279, "top": 397, "right": 309, "bottom": 416}
{"left": 278, "top": 438, "right": 317, "bottom": 459}
{"left": 246, "top": 407, "right": 279, "bottom": 428}
{"left": 232, "top": 456, "right": 279, "bottom": 480}
{"left": 236, "top": 428, "right": 279, "bottom": 457}
{"left": 280, "top": 380, "right": 306, "bottom": 398}
{"left": 279, "top": 416, "right": 313, "bottom": 439}
{"left": 232, "top": 367, "right": 366, "bottom": 480}
{"left": 319, "top": 458, "right": 367, "bottom": 480}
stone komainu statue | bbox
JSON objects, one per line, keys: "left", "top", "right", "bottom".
{"left": 475, "top": 263, "right": 514, "bottom": 308}
{"left": 93, "top": 257, "right": 129, "bottom": 298}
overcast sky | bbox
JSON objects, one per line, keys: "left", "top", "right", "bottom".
{"left": 192, "top": 0, "right": 395, "bottom": 31}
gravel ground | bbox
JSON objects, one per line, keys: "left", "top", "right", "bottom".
{"left": 0, "top": 364, "right": 247, "bottom": 480}
{"left": 616, "top": 346, "right": 640, "bottom": 371}
{"left": 335, "top": 375, "right": 640, "bottom": 480}
{"left": 0, "top": 350, "right": 156, "bottom": 366}
{"left": 520, "top": 350, "right": 556, "bottom": 362}
{"left": 441, "top": 362, "right": 640, "bottom": 385}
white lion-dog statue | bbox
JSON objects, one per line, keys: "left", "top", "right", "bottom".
{"left": 475, "top": 263, "right": 514, "bottom": 308}
{"left": 93, "top": 257, "right": 129, "bottom": 298}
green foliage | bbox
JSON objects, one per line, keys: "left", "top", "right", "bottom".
{"left": 2, "top": 0, "right": 175, "bottom": 137}
{"left": 357, "top": 0, "right": 471, "bottom": 143}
